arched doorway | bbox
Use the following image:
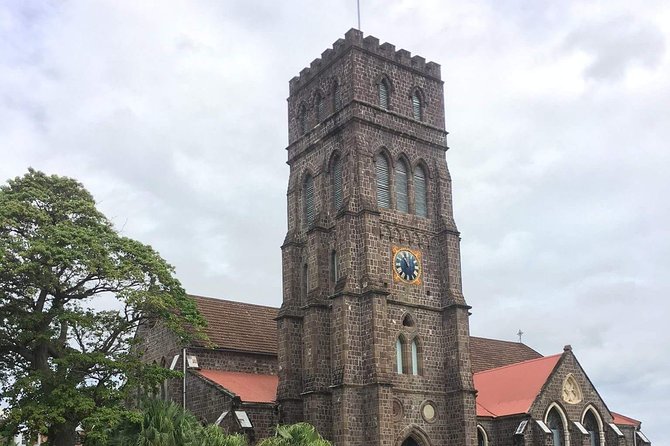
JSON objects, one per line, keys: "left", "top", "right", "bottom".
{"left": 402, "top": 436, "right": 421, "bottom": 446}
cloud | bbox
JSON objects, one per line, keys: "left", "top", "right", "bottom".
{"left": 563, "top": 15, "right": 666, "bottom": 82}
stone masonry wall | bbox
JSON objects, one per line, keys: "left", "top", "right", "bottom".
{"left": 279, "top": 28, "right": 477, "bottom": 446}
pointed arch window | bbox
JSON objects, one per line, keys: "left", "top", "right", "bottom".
{"left": 584, "top": 411, "right": 601, "bottom": 446}
{"left": 332, "top": 81, "right": 341, "bottom": 111}
{"left": 414, "top": 165, "right": 427, "bottom": 217}
{"left": 332, "top": 155, "right": 343, "bottom": 209}
{"left": 395, "top": 160, "right": 409, "bottom": 213}
{"left": 411, "top": 339, "right": 419, "bottom": 375}
{"left": 304, "top": 174, "right": 315, "bottom": 226}
{"left": 315, "top": 92, "right": 325, "bottom": 122}
{"left": 547, "top": 408, "right": 565, "bottom": 446}
{"left": 477, "top": 426, "right": 488, "bottom": 446}
{"left": 298, "top": 105, "right": 307, "bottom": 135}
{"left": 379, "top": 79, "right": 389, "bottom": 110}
{"left": 412, "top": 91, "right": 423, "bottom": 121}
{"left": 396, "top": 337, "right": 404, "bottom": 374}
{"left": 375, "top": 153, "right": 390, "bottom": 209}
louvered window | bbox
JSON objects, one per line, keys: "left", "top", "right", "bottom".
{"left": 298, "top": 106, "right": 307, "bottom": 135}
{"left": 379, "top": 80, "right": 389, "bottom": 110}
{"left": 332, "top": 156, "right": 343, "bottom": 209}
{"left": 316, "top": 92, "right": 324, "bottom": 122}
{"left": 375, "top": 154, "right": 390, "bottom": 209}
{"left": 412, "top": 91, "right": 422, "bottom": 121}
{"left": 414, "top": 166, "right": 427, "bottom": 217}
{"left": 304, "top": 174, "right": 315, "bottom": 226}
{"left": 395, "top": 161, "right": 409, "bottom": 213}
{"left": 333, "top": 82, "right": 341, "bottom": 111}
{"left": 411, "top": 339, "right": 419, "bottom": 375}
{"left": 396, "top": 337, "right": 404, "bottom": 373}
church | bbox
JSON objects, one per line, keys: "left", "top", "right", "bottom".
{"left": 137, "top": 29, "right": 651, "bottom": 446}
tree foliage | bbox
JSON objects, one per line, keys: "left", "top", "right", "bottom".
{"left": 0, "top": 169, "right": 205, "bottom": 446}
{"left": 258, "top": 423, "right": 332, "bottom": 446}
{"left": 104, "top": 399, "right": 247, "bottom": 446}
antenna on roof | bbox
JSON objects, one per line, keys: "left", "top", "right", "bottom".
{"left": 517, "top": 329, "right": 524, "bottom": 343}
{"left": 357, "top": 0, "right": 361, "bottom": 30}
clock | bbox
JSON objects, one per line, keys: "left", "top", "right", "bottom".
{"left": 392, "top": 247, "right": 422, "bottom": 284}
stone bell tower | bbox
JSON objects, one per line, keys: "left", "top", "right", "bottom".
{"left": 277, "top": 29, "right": 477, "bottom": 446}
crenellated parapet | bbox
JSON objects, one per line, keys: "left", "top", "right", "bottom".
{"left": 289, "top": 28, "right": 441, "bottom": 94}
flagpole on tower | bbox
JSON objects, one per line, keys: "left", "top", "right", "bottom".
{"left": 357, "top": 0, "right": 361, "bottom": 30}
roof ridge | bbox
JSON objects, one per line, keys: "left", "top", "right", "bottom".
{"left": 471, "top": 336, "right": 534, "bottom": 346}
{"left": 471, "top": 336, "right": 543, "bottom": 355}
{"left": 200, "top": 369, "right": 277, "bottom": 378}
{"left": 189, "top": 294, "right": 280, "bottom": 311}
{"left": 474, "top": 352, "right": 562, "bottom": 375}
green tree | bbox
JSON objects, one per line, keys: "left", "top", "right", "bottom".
{"left": 0, "top": 169, "right": 205, "bottom": 446}
{"left": 258, "top": 423, "right": 332, "bottom": 446}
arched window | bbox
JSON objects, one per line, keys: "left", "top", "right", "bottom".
{"left": 395, "top": 160, "right": 409, "bottom": 213}
{"left": 298, "top": 105, "right": 307, "bottom": 135}
{"left": 332, "top": 81, "right": 341, "bottom": 111}
{"left": 477, "top": 426, "right": 488, "bottom": 446}
{"left": 547, "top": 407, "right": 565, "bottom": 446}
{"left": 584, "top": 411, "right": 601, "bottom": 446}
{"left": 411, "top": 338, "right": 419, "bottom": 375}
{"left": 375, "top": 153, "right": 390, "bottom": 209}
{"left": 412, "top": 91, "right": 423, "bottom": 121}
{"left": 303, "top": 174, "right": 315, "bottom": 226}
{"left": 396, "top": 336, "right": 404, "bottom": 374}
{"left": 330, "top": 250, "right": 338, "bottom": 284}
{"left": 332, "top": 155, "right": 343, "bottom": 209}
{"left": 315, "top": 91, "right": 324, "bottom": 122}
{"left": 379, "top": 79, "right": 389, "bottom": 110}
{"left": 414, "top": 165, "right": 427, "bottom": 217}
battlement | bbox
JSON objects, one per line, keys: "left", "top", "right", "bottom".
{"left": 289, "top": 28, "right": 441, "bottom": 94}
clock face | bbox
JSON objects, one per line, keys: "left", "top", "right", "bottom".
{"left": 393, "top": 248, "right": 421, "bottom": 284}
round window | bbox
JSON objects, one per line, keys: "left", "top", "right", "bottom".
{"left": 421, "top": 401, "right": 436, "bottom": 422}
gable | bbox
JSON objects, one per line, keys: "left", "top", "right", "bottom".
{"left": 529, "top": 348, "right": 612, "bottom": 424}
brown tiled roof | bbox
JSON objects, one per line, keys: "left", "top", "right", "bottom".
{"left": 190, "top": 295, "right": 278, "bottom": 355}
{"left": 189, "top": 296, "right": 542, "bottom": 369}
{"left": 470, "top": 336, "right": 543, "bottom": 373}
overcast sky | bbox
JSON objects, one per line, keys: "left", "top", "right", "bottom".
{"left": 1, "top": 0, "right": 668, "bottom": 442}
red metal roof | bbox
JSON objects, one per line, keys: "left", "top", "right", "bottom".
{"left": 474, "top": 354, "right": 562, "bottom": 417}
{"left": 196, "top": 369, "right": 278, "bottom": 403}
{"left": 611, "top": 411, "right": 641, "bottom": 427}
